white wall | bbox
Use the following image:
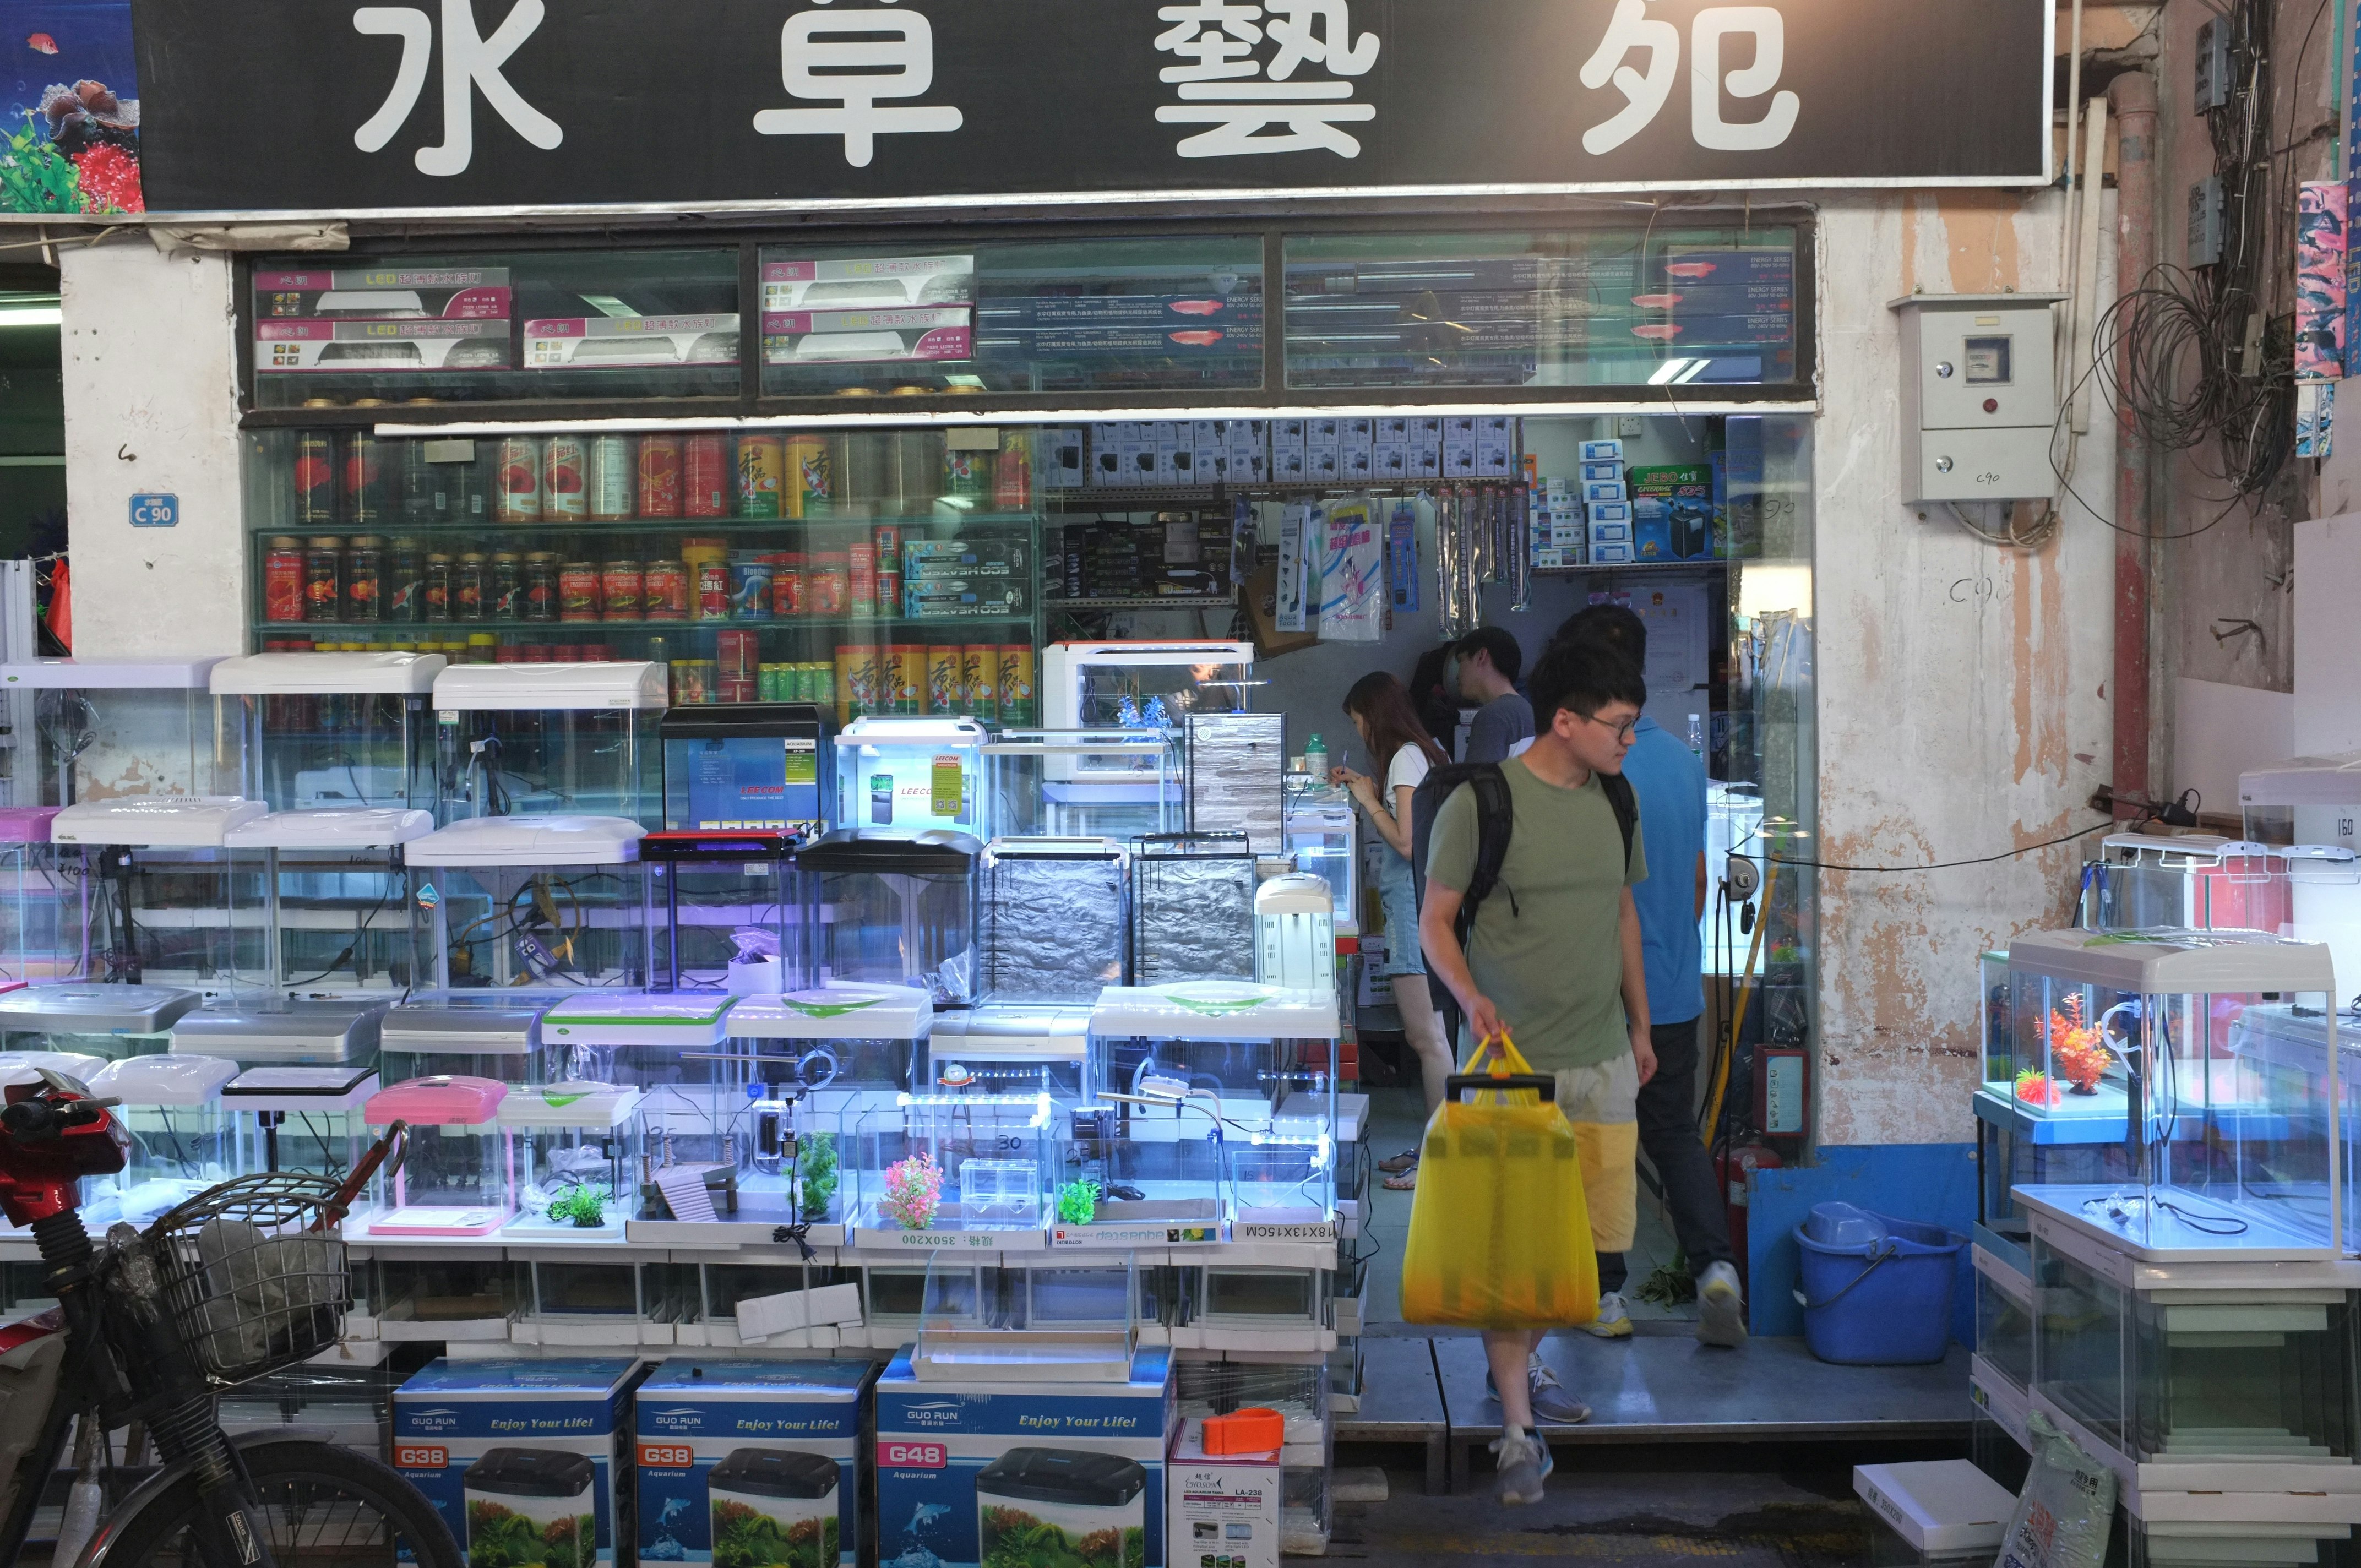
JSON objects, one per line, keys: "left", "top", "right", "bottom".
{"left": 2294, "top": 514, "right": 2361, "bottom": 754}
{"left": 59, "top": 239, "right": 247, "bottom": 660}
{"left": 2175, "top": 676, "right": 2294, "bottom": 814}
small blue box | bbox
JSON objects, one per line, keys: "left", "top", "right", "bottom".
{"left": 1580, "top": 461, "right": 1622, "bottom": 483}
{"left": 1579, "top": 439, "right": 1625, "bottom": 462}
{"left": 1590, "top": 543, "right": 1637, "bottom": 563}
{"left": 1588, "top": 522, "right": 1632, "bottom": 544}
{"left": 1583, "top": 480, "right": 1626, "bottom": 504}
{"left": 1634, "top": 515, "right": 1675, "bottom": 559}
{"left": 1587, "top": 501, "right": 1631, "bottom": 525}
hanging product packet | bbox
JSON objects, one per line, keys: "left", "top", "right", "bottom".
{"left": 1996, "top": 1413, "right": 2117, "bottom": 1568}
{"left": 1400, "top": 1032, "right": 1600, "bottom": 1329}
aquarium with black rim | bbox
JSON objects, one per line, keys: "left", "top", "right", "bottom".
{"left": 641, "top": 829, "right": 805, "bottom": 998}
{"left": 801, "top": 830, "right": 977, "bottom": 1005}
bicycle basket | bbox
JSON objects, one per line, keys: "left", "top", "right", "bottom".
{"left": 146, "top": 1173, "right": 352, "bottom": 1387}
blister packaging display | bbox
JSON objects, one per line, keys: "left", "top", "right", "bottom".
{"left": 981, "top": 728, "right": 1183, "bottom": 844}
{"left": 433, "top": 661, "right": 668, "bottom": 826}
{"left": 799, "top": 831, "right": 977, "bottom": 1004}
{"left": 210, "top": 650, "right": 444, "bottom": 813}
{"left": 981, "top": 838, "right": 1125, "bottom": 1004}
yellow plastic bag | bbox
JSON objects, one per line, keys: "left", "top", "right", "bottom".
{"left": 1399, "top": 1035, "right": 1600, "bottom": 1329}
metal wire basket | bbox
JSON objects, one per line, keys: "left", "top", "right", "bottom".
{"left": 145, "top": 1172, "right": 353, "bottom": 1388}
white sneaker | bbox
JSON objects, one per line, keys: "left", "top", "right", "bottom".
{"left": 1695, "top": 1260, "right": 1748, "bottom": 1347}
{"left": 1490, "top": 1425, "right": 1554, "bottom": 1506}
{"left": 1581, "top": 1291, "right": 1634, "bottom": 1339}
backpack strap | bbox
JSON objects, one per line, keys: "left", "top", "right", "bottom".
{"left": 1454, "top": 764, "right": 1515, "bottom": 949}
{"left": 1598, "top": 770, "right": 1638, "bottom": 876}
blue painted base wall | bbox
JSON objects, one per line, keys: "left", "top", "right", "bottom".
{"left": 1746, "top": 1143, "right": 1980, "bottom": 1347}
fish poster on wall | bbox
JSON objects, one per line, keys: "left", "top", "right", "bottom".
{"left": 0, "top": 2, "right": 139, "bottom": 214}
{"left": 1316, "top": 498, "right": 1385, "bottom": 644}
{"left": 2296, "top": 181, "right": 2346, "bottom": 379}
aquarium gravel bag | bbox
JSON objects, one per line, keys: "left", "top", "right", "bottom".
{"left": 1995, "top": 1413, "right": 2117, "bottom": 1568}
{"left": 1400, "top": 1035, "right": 1599, "bottom": 1329}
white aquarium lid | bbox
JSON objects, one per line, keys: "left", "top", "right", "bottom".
{"left": 984, "top": 836, "right": 1124, "bottom": 862}
{"left": 211, "top": 650, "right": 446, "bottom": 696}
{"left": 1091, "top": 981, "right": 1340, "bottom": 1042}
{"left": 1047, "top": 640, "right": 1253, "bottom": 667}
{"left": 381, "top": 998, "right": 543, "bottom": 1054}
{"left": 496, "top": 1081, "right": 642, "bottom": 1129}
{"left": 0, "top": 1049, "right": 104, "bottom": 1087}
{"left": 225, "top": 807, "right": 436, "bottom": 850}
{"left": 0, "top": 657, "right": 220, "bottom": 690}
{"left": 90, "top": 1053, "right": 238, "bottom": 1106}
{"left": 540, "top": 991, "right": 736, "bottom": 1048}
{"left": 2241, "top": 752, "right": 2361, "bottom": 808}
{"left": 836, "top": 715, "right": 989, "bottom": 748}
{"left": 404, "top": 814, "right": 644, "bottom": 867}
{"left": 433, "top": 661, "right": 667, "bottom": 712}
{"left": 222, "top": 1065, "right": 378, "bottom": 1111}
{"left": 1255, "top": 871, "right": 1333, "bottom": 913}
{"left": 52, "top": 796, "right": 266, "bottom": 847}
{"left": 171, "top": 1000, "right": 387, "bottom": 1064}
{"left": 930, "top": 1003, "right": 1090, "bottom": 1060}
{"left": 727, "top": 983, "right": 933, "bottom": 1042}
{"left": 2005, "top": 928, "right": 2336, "bottom": 995}
{"left": 0, "top": 983, "right": 202, "bottom": 1035}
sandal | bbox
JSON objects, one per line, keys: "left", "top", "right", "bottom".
{"left": 1383, "top": 1166, "right": 1419, "bottom": 1190}
{"left": 1377, "top": 1147, "right": 1421, "bottom": 1174}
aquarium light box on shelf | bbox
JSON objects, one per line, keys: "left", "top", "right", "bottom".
{"left": 170, "top": 998, "right": 389, "bottom": 1068}
{"left": 379, "top": 995, "right": 546, "bottom": 1085}
{"left": 634, "top": 1359, "right": 874, "bottom": 1568}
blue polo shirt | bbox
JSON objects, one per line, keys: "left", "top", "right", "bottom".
{"left": 1621, "top": 716, "right": 1706, "bottom": 1025}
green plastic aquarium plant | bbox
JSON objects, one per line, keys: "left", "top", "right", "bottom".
{"left": 546, "top": 1183, "right": 608, "bottom": 1229}
{"left": 1057, "top": 1177, "right": 1101, "bottom": 1226}
{"left": 796, "top": 1130, "right": 839, "bottom": 1219}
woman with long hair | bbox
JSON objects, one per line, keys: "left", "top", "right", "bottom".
{"left": 1339, "top": 669, "right": 1453, "bottom": 1189}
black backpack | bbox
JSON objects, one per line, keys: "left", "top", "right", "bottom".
{"left": 1408, "top": 761, "right": 1638, "bottom": 1004}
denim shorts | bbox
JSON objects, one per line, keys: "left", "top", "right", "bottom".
{"left": 1374, "top": 845, "right": 1424, "bottom": 977}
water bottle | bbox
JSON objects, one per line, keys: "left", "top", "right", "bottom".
{"left": 1303, "top": 732, "right": 1328, "bottom": 782}
{"left": 1687, "top": 713, "right": 1705, "bottom": 758}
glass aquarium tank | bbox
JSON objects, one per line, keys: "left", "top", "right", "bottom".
{"left": 852, "top": 1093, "right": 1053, "bottom": 1246}
{"left": 2079, "top": 832, "right": 2287, "bottom": 935}
{"left": 981, "top": 729, "right": 1184, "bottom": 844}
{"left": 831, "top": 716, "right": 986, "bottom": 839}
{"left": 800, "top": 831, "right": 977, "bottom": 1004}
{"left": 403, "top": 814, "right": 649, "bottom": 992}
{"left": 169, "top": 997, "right": 388, "bottom": 1069}
{"left": 660, "top": 702, "right": 831, "bottom": 840}
{"left": 1973, "top": 1090, "right": 2131, "bottom": 1249}
{"left": 1254, "top": 872, "right": 1336, "bottom": 992}
{"left": 0, "top": 657, "right": 225, "bottom": 805}
{"left": 516, "top": 1259, "right": 688, "bottom": 1346}
{"left": 1042, "top": 642, "right": 1253, "bottom": 734}
{"left": 2006, "top": 929, "right": 2340, "bottom": 1260}
{"left": 209, "top": 650, "right": 444, "bottom": 813}
{"left": 913, "top": 1250, "right": 1138, "bottom": 1380}
{"left": 980, "top": 837, "right": 1124, "bottom": 1004}
{"left": 362, "top": 1074, "right": 513, "bottom": 1235}
{"left": 1973, "top": 1244, "right": 2034, "bottom": 1394}
{"left": 1130, "top": 834, "right": 1258, "bottom": 984}
{"left": 0, "top": 807, "right": 83, "bottom": 986}
{"left": 379, "top": 995, "right": 545, "bottom": 1085}
{"left": 1282, "top": 804, "right": 1357, "bottom": 937}
{"left": 83, "top": 1053, "right": 240, "bottom": 1227}
{"left": 368, "top": 1256, "right": 519, "bottom": 1343}
{"left": 222, "top": 1063, "right": 378, "bottom": 1178}
{"left": 0, "top": 982, "right": 202, "bottom": 1063}
{"left": 433, "top": 661, "right": 667, "bottom": 825}
{"left": 641, "top": 829, "right": 803, "bottom": 997}
{"left": 499, "top": 1081, "right": 644, "bottom": 1240}
{"left": 1054, "top": 1098, "right": 1221, "bottom": 1248}
{"left": 221, "top": 805, "right": 435, "bottom": 998}
{"left": 928, "top": 1004, "right": 1092, "bottom": 1101}
{"left": 49, "top": 797, "right": 270, "bottom": 995}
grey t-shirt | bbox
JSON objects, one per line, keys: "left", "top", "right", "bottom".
{"left": 1462, "top": 692, "right": 1536, "bottom": 763}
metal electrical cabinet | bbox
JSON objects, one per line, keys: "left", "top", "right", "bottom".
{"left": 1891, "top": 293, "right": 2066, "bottom": 504}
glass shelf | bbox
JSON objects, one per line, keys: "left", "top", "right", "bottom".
{"left": 252, "top": 615, "right": 1033, "bottom": 637}
{"left": 242, "top": 513, "right": 1042, "bottom": 537}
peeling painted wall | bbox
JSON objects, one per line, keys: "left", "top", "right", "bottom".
{"left": 1810, "top": 193, "right": 2120, "bottom": 1146}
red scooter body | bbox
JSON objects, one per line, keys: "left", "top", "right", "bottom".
{"left": 0, "top": 1077, "right": 127, "bottom": 1227}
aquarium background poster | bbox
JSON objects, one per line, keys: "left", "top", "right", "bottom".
{"left": 0, "top": 1, "right": 138, "bottom": 214}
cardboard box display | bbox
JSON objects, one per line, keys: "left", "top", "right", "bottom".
{"left": 254, "top": 266, "right": 511, "bottom": 320}
{"left": 1626, "top": 280, "right": 1798, "bottom": 315}
{"left": 525, "top": 314, "right": 740, "bottom": 368}
{"left": 761, "top": 255, "right": 976, "bottom": 311}
{"left": 1651, "top": 249, "right": 1797, "bottom": 285}
{"left": 1167, "top": 1420, "right": 1281, "bottom": 1568}
{"left": 1588, "top": 522, "right": 1633, "bottom": 545}
{"left": 257, "top": 318, "right": 512, "bottom": 373}
{"left": 1590, "top": 543, "right": 1636, "bottom": 563}
{"left": 635, "top": 1359, "right": 873, "bottom": 1568}
{"left": 1046, "top": 429, "right": 1090, "bottom": 489}
{"left": 1579, "top": 439, "right": 1625, "bottom": 462}
{"left": 905, "top": 579, "right": 1031, "bottom": 617}
{"left": 1582, "top": 480, "right": 1626, "bottom": 503}
{"left": 1587, "top": 501, "right": 1633, "bottom": 525}
{"left": 760, "top": 307, "right": 972, "bottom": 366}
{"left": 906, "top": 540, "right": 1029, "bottom": 579}
{"left": 395, "top": 1357, "right": 638, "bottom": 1568}
{"left": 874, "top": 1348, "right": 1175, "bottom": 1568}
{"left": 1579, "top": 461, "right": 1623, "bottom": 484}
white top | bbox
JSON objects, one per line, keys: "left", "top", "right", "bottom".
{"left": 432, "top": 661, "right": 667, "bottom": 711}
{"left": 1091, "top": 981, "right": 1341, "bottom": 1042}
{"left": 836, "top": 715, "right": 989, "bottom": 748}
{"left": 225, "top": 807, "right": 436, "bottom": 850}
{"left": 1384, "top": 743, "right": 1433, "bottom": 798}
{"left": 52, "top": 797, "right": 266, "bottom": 847}
{"left": 0, "top": 1050, "right": 104, "bottom": 1087}
{"left": 1047, "top": 640, "right": 1253, "bottom": 668}
{"left": 2006, "top": 928, "right": 2337, "bottom": 995}
{"left": 90, "top": 1054, "right": 238, "bottom": 1107}
{"left": 495, "top": 1081, "right": 642, "bottom": 1129}
{"left": 539, "top": 992, "right": 736, "bottom": 1048}
{"left": 210, "top": 650, "right": 446, "bottom": 696}
{"left": 0, "top": 983, "right": 201, "bottom": 1035}
{"left": 1852, "top": 1462, "right": 2015, "bottom": 1555}
{"left": 984, "top": 836, "right": 1123, "bottom": 861}
{"left": 0, "top": 657, "right": 219, "bottom": 690}
{"left": 727, "top": 983, "right": 933, "bottom": 1042}
{"left": 404, "top": 814, "right": 644, "bottom": 867}
{"left": 1255, "top": 872, "right": 1334, "bottom": 916}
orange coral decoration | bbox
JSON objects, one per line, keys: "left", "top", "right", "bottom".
{"left": 2047, "top": 993, "right": 2113, "bottom": 1093}
{"left": 2015, "top": 1069, "right": 2062, "bottom": 1107}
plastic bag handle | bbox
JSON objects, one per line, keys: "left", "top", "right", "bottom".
{"left": 1464, "top": 1031, "right": 1535, "bottom": 1080}
{"left": 1446, "top": 1074, "right": 1555, "bottom": 1102}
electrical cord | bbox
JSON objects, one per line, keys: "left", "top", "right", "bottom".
{"left": 1767, "top": 818, "right": 2115, "bottom": 874}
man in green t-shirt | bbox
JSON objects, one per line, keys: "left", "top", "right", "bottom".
{"left": 1418, "top": 636, "right": 1653, "bottom": 1507}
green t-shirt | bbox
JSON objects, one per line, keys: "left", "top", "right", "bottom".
{"left": 1426, "top": 755, "right": 1648, "bottom": 1071}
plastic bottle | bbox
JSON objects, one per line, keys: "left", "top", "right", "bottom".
{"left": 1303, "top": 732, "right": 1328, "bottom": 782}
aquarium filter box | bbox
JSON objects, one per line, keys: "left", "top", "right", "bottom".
{"left": 875, "top": 1347, "right": 1174, "bottom": 1568}
{"left": 634, "top": 1358, "right": 874, "bottom": 1568}
{"left": 393, "top": 1357, "right": 637, "bottom": 1568}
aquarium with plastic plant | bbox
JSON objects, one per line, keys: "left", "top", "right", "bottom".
{"left": 403, "top": 813, "right": 649, "bottom": 998}
{"left": 433, "top": 661, "right": 668, "bottom": 825}
{"left": 81, "top": 1054, "right": 241, "bottom": 1227}
{"left": 914, "top": 1250, "right": 1138, "bottom": 1380}
{"left": 361, "top": 1074, "right": 514, "bottom": 1236}
{"left": 221, "top": 804, "right": 435, "bottom": 1000}
{"left": 1129, "top": 833, "right": 1259, "bottom": 985}
{"left": 831, "top": 716, "right": 986, "bottom": 839}
{"left": 498, "top": 1080, "right": 644, "bottom": 1239}
{"left": 980, "top": 728, "right": 1184, "bottom": 844}
{"left": 799, "top": 830, "right": 977, "bottom": 1004}
{"left": 641, "top": 827, "right": 804, "bottom": 998}
{"left": 852, "top": 1093, "right": 1053, "bottom": 1244}
{"left": 977, "top": 837, "right": 1125, "bottom": 1006}
{"left": 2006, "top": 929, "right": 2341, "bottom": 1259}
{"left": 221, "top": 1063, "right": 378, "bottom": 1179}
{"left": 1053, "top": 1101, "right": 1221, "bottom": 1246}
{"left": 209, "top": 650, "right": 445, "bottom": 814}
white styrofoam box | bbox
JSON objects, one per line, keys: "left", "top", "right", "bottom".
{"left": 1591, "top": 545, "right": 1637, "bottom": 563}
{"left": 1853, "top": 1462, "right": 2015, "bottom": 1556}
{"left": 1580, "top": 461, "right": 1623, "bottom": 483}
{"left": 1589, "top": 523, "right": 1633, "bottom": 545}
{"left": 1583, "top": 481, "right": 1627, "bottom": 503}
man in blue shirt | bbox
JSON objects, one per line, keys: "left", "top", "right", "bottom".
{"left": 1555, "top": 605, "right": 1745, "bottom": 1348}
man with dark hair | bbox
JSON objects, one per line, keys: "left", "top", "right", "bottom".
{"left": 1452, "top": 626, "right": 1534, "bottom": 763}
{"left": 1419, "top": 635, "right": 1654, "bottom": 1505}
{"left": 1556, "top": 604, "right": 1745, "bottom": 1349}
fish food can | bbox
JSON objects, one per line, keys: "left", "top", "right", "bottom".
{"left": 543, "top": 435, "right": 588, "bottom": 521}
{"left": 559, "top": 560, "right": 600, "bottom": 622}
{"left": 737, "top": 434, "right": 785, "bottom": 519}
{"left": 344, "top": 536, "right": 383, "bottom": 622}
{"left": 684, "top": 434, "right": 730, "bottom": 518}
{"left": 424, "top": 553, "right": 454, "bottom": 622}
{"left": 926, "top": 644, "right": 962, "bottom": 714}
{"left": 770, "top": 552, "right": 806, "bottom": 618}
{"left": 264, "top": 537, "right": 304, "bottom": 624}
{"left": 889, "top": 643, "right": 925, "bottom": 714}
{"left": 787, "top": 433, "right": 831, "bottom": 510}
{"left": 697, "top": 563, "right": 732, "bottom": 622}
{"left": 454, "top": 551, "right": 488, "bottom": 622}
{"left": 810, "top": 552, "right": 850, "bottom": 617}
{"left": 999, "top": 644, "right": 1037, "bottom": 725}
{"left": 387, "top": 536, "right": 425, "bottom": 623}
{"left": 643, "top": 559, "right": 689, "bottom": 621}
{"left": 587, "top": 434, "right": 634, "bottom": 521}
{"left": 342, "top": 432, "right": 387, "bottom": 527}
{"left": 521, "top": 552, "right": 559, "bottom": 622}
{"left": 847, "top": 540, "right": 877, "bottom": 618}
{"left": 672, "top": 658, "right": 717, "bottom": 705}
{"left": 943, "top": 445, "right": 989, "bottom": 499}
{"left": 488, "top": 551, "right": 523, "bottom": 619}
{"left": 601, "top": 560, "right": 644, "bottom": 622}
{"left": 963, "top": 645, "right": 997, "bottom": 714}
{"left": 303, "top": 537, "right": 343, "bottom": 623}
{"left": 494, "top": 436, "right": 543, "bottom": 524}
{"left": 731, "top": 555, "right": 774, "bottom": 620}
{"left": 637, "top": 434, "right": 684, "bottom": 518}
{"left": 295, "top": 433, "right": 337, "bottom": 526}
{"left": 717, "top": 629, "right": 760, "bottom": 684}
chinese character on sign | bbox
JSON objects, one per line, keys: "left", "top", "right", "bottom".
{"left": 1577, "top": 0, "right": 1798, "bottom": 156}
{"left": 753, "top": 0, "right": 964, "bottom": 168}
{"left": 352, "top": 0, "right": 562, "bottom": 177}
{"left": 1154, "top": 0, "right": 1379, "bottom": 160}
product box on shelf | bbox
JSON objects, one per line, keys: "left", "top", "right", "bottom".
{"left": 525, "top": 315, "right": 741, "bottom": 368}
{"left": 761, "top": 255, "right": 977, "bottom": 311}
{"left": 1652, "top": 248, "right": 1797, "bottom": 284}
{"left": 874, "top": 1347, "right": 1176, "bottom": 1568}
{"left": 255, "top": 318, "right": 513, "bottom": 374}
{"left": 761, "top": 307, "right": 973, "bottom": 366}
{"left": 253, "top": 267, "right": 512, "bottom": 320}
{"left": 635, "top": 1359, "right": 875, "bottom": 1568}
{"left": 1167, "top": 1420, "right": 1281, "bottom": 1568}
{"left": 394, "top": 1357, "right": 638, "bottom": 1568}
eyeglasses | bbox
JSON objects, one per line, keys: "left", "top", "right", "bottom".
{"left": 1579, "top": 711, "right": 1640, "bottom": 744}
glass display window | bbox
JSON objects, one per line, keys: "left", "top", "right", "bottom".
{"left": 980, "top": 729, "right": 1183, "bottom": 844}
{"left": 852, "top": 1092, "right": 1054, "bottom": 1244}
{"left": 832, "top": 717, "right": 986, "bottom": 839}
{"left": 0, "top": 657, "right": 225, "bottom": 805}
{"left": 361, "top": 1074, "right": 513, "bottom": 1236}
{"left": 499, "top": 1080, "right": 644, "bottom": 1240}
{"left": 432, "top": 661, "right": 666, "bottom": 826}
{"left": 209, "top": 650, "right": 444, "bottom": 814}
{"left": 48, "top": 797, "right": 270, "bottom": 995}
{"left": 221, "top": 805, "right": 434, "bottom": 999}
{"left": 799, "top": 831, "right": 977, "bottom": 1004}
{"left": 640, "top": 829, "right": 803, "bottom": 997}
{"left": 980, "top": 838, "right": 1124, "bottom": 1005}
{"left": 403, "top": 814, "right": 649, "bottom": 994}
{"left": 83, "top": 1053, "right": 240, "bottom": 1228}
{"left": 221, "top": 1064, "right": 377, "bottom": 1179}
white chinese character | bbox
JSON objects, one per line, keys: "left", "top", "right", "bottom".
{"left": 1156, "top": 0, "right": 1264, "bottom": 83}
{"left": 1691, "top": 7, "right": 1798, "bottom": 151}
{"left": 753, "top": 2, "right": 964, "bottom": 169}
{"left": 352, "top": 0, "right": 563, "bottom": 177}
{"left": 1157, "top": 96, "right": 1377, "bottom": 159}
{"left": 1264, "top": 0, "right": 1378, "bottom": 79}
{"left": 1577, "top": 0, "right": 1678, "bottom": 156}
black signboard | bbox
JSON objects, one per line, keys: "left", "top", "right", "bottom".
{"left": 133, "top": 0, "right": 2051, "bottom": 215}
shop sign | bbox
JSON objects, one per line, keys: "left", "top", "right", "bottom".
{"left": 128, "top": 0, "right": 2050, "bottom": 215}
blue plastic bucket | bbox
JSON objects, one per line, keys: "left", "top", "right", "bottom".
{"left": 1793, "top": 1204, "right": 1965, "bottom": 1366}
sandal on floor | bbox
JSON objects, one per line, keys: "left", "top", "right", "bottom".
{"left": 1383, "top": 1166, "right": 1419, "bottom": 1190}
{"left": 1378, "top": 1147, "right": 1421, "bottom": 1174}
